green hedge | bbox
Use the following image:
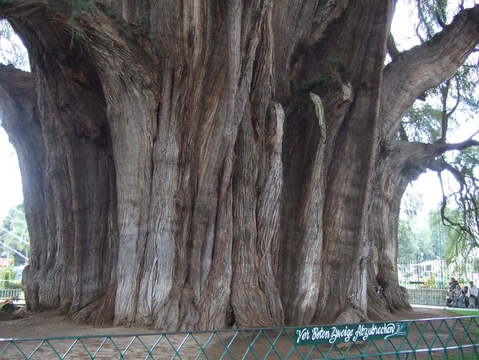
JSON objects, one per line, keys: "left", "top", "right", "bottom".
{"left": 0, "top": 280, "right": 22, "bottom": 289}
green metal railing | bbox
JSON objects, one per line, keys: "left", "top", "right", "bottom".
{"left": 407, "top": 288, "right": 448, "bottom": 307}
{"left": 1, "top": 315, "right": 478, "bottom": 359}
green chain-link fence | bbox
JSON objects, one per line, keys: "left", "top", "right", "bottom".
{"left": 1, "top": 315, "right": 478, "bottom": 359}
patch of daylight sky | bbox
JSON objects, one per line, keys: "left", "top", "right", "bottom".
{"left": 0, "top": 127, "right": 22, "bottom": 221}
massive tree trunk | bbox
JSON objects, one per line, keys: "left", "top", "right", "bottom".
{"left": 0, "top": 0, "right": 478, "bottom": 330}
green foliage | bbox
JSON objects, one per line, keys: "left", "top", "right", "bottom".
{"left": 413, "top": 0, "right": 450, "bottom": 39}
{"left": 409, "top": 0, "right": 472, "bottom": 43}
{"left": 0, "top": 204, "right": 29, "bottom": 266}
{"left": 291, "top": 56, "right": 350, "bottom": 94}
{"left": 0, "top": 20, "right": 29, "bottom": 70}
{"left": 0, "top": 267, "right": 22, "bottom": 289}
{"left": 398, "top": 219, "right": 419, "bottom": 263}
{"left": 5, "top": 280, "right": 22, "bottom": 289}
{"left": 398, "top": 211, "right": 441, "bottom": 265}
{"left": 400, "top": 62, "right": 478, "bottom": 144}
{"left": 446, "top": 309, "right": 479, "bottom": 317}
{"left": 397, "top": 2, "right": 479, "bottom": 263}
{"left": 69, "top": 0, "right": 95, "bottom": 14}
{"left": 399, "top": 1, "right": 479, "bottom": 142}
{"left": 445, "top": 309, "right": 479, "bottom": 339}
{"left": 2, "top": 268, "right": 11, "bottom": 281}
{"left": 401, "top": 103, "right": 443, "bottom": 142}
{"left": 420, "top": 274, "right": 437, "bottom": 288}
{"left": 67, "top": 0, "right": 95, "bottom": 48}
{"left": 434, "top": 147, "right": 479, "bottom": 264}
{"left": 400, "top": 189, "right": 425, "bottom": 218}
{"left": 399, "top": 55, "right": 479, "bottom": 257}
{"left": 453, "top": 63, "right": 479, "bottom": 110}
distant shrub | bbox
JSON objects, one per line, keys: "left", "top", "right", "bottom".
{"left": 1, "top": 268, "right": 22, "bottom": 289}
{"left": 5, "top": 280, "right": 22, "bottom": 289}
{"left": 420, "top": 275, "right": 437, "bottom": 289}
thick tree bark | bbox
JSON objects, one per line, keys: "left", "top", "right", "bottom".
{"left": 0, "top": 0, "right": 478, "bottom": 330}
{"left": 0, "top": 6, "right": 119, "bottom": 324}
{"left": 0, "top": 65, "right": 49, "bottom": 311}
{"left": 367, "top": 142, "right": 442, "bottom": 318}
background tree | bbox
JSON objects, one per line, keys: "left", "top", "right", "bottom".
{"left": 0, "top": 204, "right": 30, "bottom": 266}
{"left": 391, "top": 3, "right": 479, "bottom": 288}
{"left": 438, "top": 147, "right": 479, "bottom": 246}
{"left": 367, "top": 0, "right": 479, "bottom": 316}
{"left": 0, "top": 0, "right": 478, "bottom": 330}
{"left": 0, "top": 19, "right": 28, "bottom": 70}
{"left": 398, "top": 219, "right": 419, "bottom": 264}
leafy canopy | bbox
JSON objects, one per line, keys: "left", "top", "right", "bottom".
{"left": 397, "top": 0, "right": 479, "bottom": 263}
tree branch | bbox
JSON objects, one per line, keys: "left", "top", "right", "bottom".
{"left": 380, "top": 5, "right": 479, "bottom": 140}
{"left": 387, "top": 33, "right": 400, "bottom": 61}
{"left": 0, "top": 64, "right": 34, "bottom": 93}
{"left": 431, "top": 159, "right": 479, "bottom": 242}
{"left": 426, "top": 137, "right": 479, "bottom": 161}
{"left": 0, "top": 64, "right": 36, "bottom": 133}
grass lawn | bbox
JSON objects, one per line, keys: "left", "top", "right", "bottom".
{"left": 446, "top": 308, "right": 479, "bottom": 316}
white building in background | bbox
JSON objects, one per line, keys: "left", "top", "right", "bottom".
{"left": 399, "top": 259, "right": 445, "bottom": 284}
{"left": 399, "top": 254, "right": 479, "bottom": 288}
